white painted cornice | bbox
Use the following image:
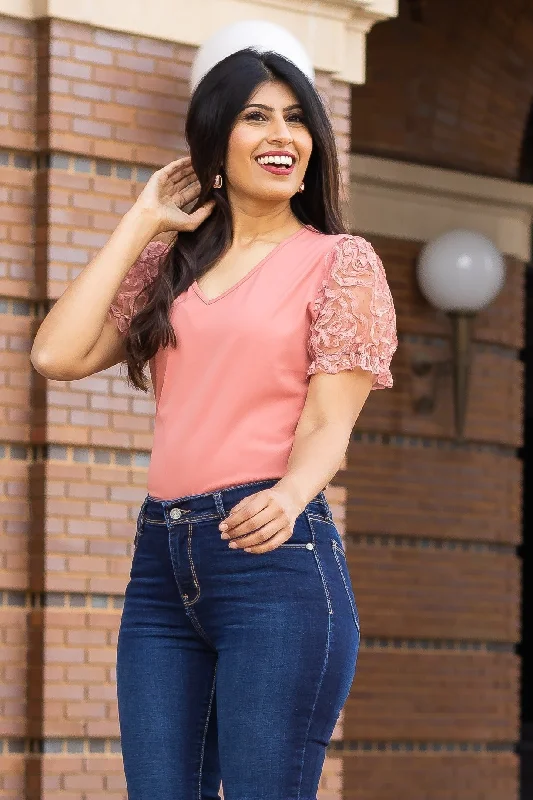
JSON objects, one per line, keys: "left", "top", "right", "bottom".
{"left": 349, "top": 154, "right": 533, "bottom": 261}
{"left": 0, "top": 0, "right": 397, "bottom": 84}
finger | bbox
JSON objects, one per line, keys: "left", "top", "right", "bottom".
{"left": 172, "top": 168, "right": 198, "bottom": 191}
{"left": 228, "top": 519, "right": 286, "bottom": 548}
{"left": 162, "top": 158, "right": 193, "bottom": 181}
{"left": 222, "top": 505, "right": 276, "bottom": 538}
{"left": 175, "top": 180, "right": 201, "bottom": 206}
{"left": 184, "top": 200, "right": 216, "bottom": 228}
{"left": 224, "top": 493, "right": 269, "bottom": 529}
{"left": 241, "top": 530, "right": 291, "bottom": 554}
{"left": 161, "top": 156, "right": 191, "bottom": 175}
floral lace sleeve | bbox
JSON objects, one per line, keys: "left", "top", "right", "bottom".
{"left": 108, "top": 240, "right": 169, "bottom": 335}
{"left": 306, "top": 235, "right": 398, "bottom": 389}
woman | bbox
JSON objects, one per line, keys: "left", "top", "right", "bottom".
{"left": 31, "top": 48, "right": 397, "bottom": 800}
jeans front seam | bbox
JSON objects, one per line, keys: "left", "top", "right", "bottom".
{"left": 198, "top": 661, "right": 218, "bottom": 800}
{"left": 186, "top": 608, "right": 217, "bottom": 652}
{"left": 186, "top": 522, "right": 201, "bottom": 605}
{"left": 168, "top": 524, "right": 199, "bottom": 607}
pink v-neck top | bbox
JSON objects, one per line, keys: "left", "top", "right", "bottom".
{"left": 108, "top": 226, "right": 397, "bottom": 500}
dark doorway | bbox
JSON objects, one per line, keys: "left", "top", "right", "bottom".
{"left": 519, "top": 102, "right": 533, "bottom": 795}
{"left": 520, "top": 259, "right": 533, "bottom": 798}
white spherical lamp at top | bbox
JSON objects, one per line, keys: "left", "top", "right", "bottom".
{"left": 189, "top": 19, "right": 315, "bottom": 93}
{"left": 415, "top": 229, "right": 506, "bottom": 440}
{"left": 417, "top": 229, "right": 505, "bottom": 314}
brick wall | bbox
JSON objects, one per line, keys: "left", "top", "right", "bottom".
{"left": 0, "top": 13, "right": 352, "bottom": 800}
{"left": 351, "top": 0, "right": 533, "bottom": 181}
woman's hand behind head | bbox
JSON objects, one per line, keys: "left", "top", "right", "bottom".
{"left": 134, "top": 156, "right": 216, "bottom": 235}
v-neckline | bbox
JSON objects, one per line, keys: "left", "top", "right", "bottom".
{"left": 192, "top": 225, "right": 310, "bottom": 305}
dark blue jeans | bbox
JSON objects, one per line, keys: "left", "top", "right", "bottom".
{"left": 116, "top": 478, "right": 360, "bottom": 800}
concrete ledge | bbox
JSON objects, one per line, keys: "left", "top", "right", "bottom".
{"left": 0, "top": 0, "right": 397, "bottom": 84}
{"left": 349, "top": 154, "right": 533, "bottom": 260}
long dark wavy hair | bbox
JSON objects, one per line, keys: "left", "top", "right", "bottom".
{"left": 124, "top": 47, "right": 348, "bottom": 391}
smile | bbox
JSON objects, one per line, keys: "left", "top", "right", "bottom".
{"left": 255, "top": 155, "right": 296, "bottom": 176}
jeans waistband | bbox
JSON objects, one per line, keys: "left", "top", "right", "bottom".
{"left": 141, "top": 478, "right": 329, "bottom": 523}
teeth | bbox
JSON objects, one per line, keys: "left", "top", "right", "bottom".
{"left": 257, "top": 155, "right": 294, "bottom": 167}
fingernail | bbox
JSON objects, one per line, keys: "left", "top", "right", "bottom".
{"left": 220, "top": 522, "right": 228, "bottom": 530}
{"left": 220, "top": 533, "right": 229, "bottom": 540}
{"left": 228, "top": 542, "right": 237, "bottom": 549}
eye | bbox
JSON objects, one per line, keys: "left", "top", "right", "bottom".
{"left": 287, "top": 113, "right": 306, "bottom": 124}
{"left": 242, "top": 111, "right": 307, "bottom": 124}
{"left": 243, "top": 111, "right": 266, "bottom": 121}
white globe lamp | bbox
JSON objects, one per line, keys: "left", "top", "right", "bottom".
{"left": 416, "top": 229, "right": 506, "bottom": 439}
{"left": 189, "top": 19, "right": 315, "bottom": 93}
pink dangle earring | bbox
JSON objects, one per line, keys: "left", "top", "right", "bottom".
{"left": 213, "top": 174, "right": 223, "bottom": 189}
{"left": 298, "top": 181, "right": 304, "bottom": 193}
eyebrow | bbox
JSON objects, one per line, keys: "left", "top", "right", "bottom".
{"left": 243, "top": 103, "right": 303, "bottom": 112}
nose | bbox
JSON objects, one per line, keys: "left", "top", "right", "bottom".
{"left": 266, "top": 114, "right": 293, "bottom": 144}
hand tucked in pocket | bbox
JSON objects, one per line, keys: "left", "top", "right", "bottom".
{"left": 219, "top": 484, "right": 304, "bottom": 554}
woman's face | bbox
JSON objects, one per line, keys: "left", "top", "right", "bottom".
{"left": 224, "top": 79, "right": 313, "bottom": 205}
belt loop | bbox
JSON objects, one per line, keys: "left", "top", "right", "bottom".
{"left": 319, "top": 491, "right": 334, "bottom": 521}
{"left": 213, "top": 490, "right": 226, "bottom": 519}
{"left": 136, "top": 495, "right": 149, "bottom": 537}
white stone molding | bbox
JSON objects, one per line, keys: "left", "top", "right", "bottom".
{"left": 0, "top": 0, "right": 397, "bottom": 84}
{"left": 349, "top": 154, "right": 533, "bottom": 260}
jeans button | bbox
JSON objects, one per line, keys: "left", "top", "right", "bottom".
{"left": 170, "top": 508, "right": 182, "bottom": 520}
{"left": 306, "top": 542, "right": 314, "bottom": 550}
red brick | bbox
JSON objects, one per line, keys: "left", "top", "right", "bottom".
{"left": 72, "top": 117, "right": 112, "bottom": 138}
{"left": 116, "top": 52, "right": 154, "bottom": 72}
{"left": 72, "top": 80, "right": 112, "bottom": 101}
{"left": 73, "top": 44, "right": 113, "bottom": 65}
{"left": 93, "top": 29, "right": 134, "bottom": 51}
{"left": 1, "top": 54, "right": 28, "bottom": 75}
{"left": 49, "top": 57, "right": 91, "bottom": 80}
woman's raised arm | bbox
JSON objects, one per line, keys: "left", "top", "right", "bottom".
{"left": 30, "top": 156, "right": 215, "bottom": 380}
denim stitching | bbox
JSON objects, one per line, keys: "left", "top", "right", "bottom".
{"left": 213, "top": 490, "right": 225, "bottom": 519}
{"left": 317, "top": 495, "right": 334, "bottom": 521}
{"left": 168, "top": 526, "right": 192, "bottom": 605}
{"left": 171, "top": 512, "right": 220, "bottom": 525}
{"left": 331, "top": 540, "right": 360, "bottom": 633}
{"left": 198, "top": 662, "right": 218, "bottom": 800}
{"left": 145, "top": 482, "right": 327, "bottom": 521}
{"left": 143, "top": 513, "right": 220, "bottom": 525}
{"left": 279, "top": 543, "right": 314, "bottom": 548}
{"left": 296, "top": 597, "right": 331, "bottom": 800}
{"left": 185, "top": 522, "right": 201, "bottom": 605}
{"left": 304, "top": 512, "right": 332, "bottom": 614}
{"left": 332, "top": 537, "right": 347, "bottom": 557}
{"left": 186, "top": 608, "right": 217, "bottom": 652}
{"left": 306, "top": 513, "right": 337, "bottom": 526}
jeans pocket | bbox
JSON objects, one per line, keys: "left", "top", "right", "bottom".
{"left": 279, "top": 510, "right": 315, "bottom": 548}
{"left": 331, "top": 539, "right": 360, "bottom": 634}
